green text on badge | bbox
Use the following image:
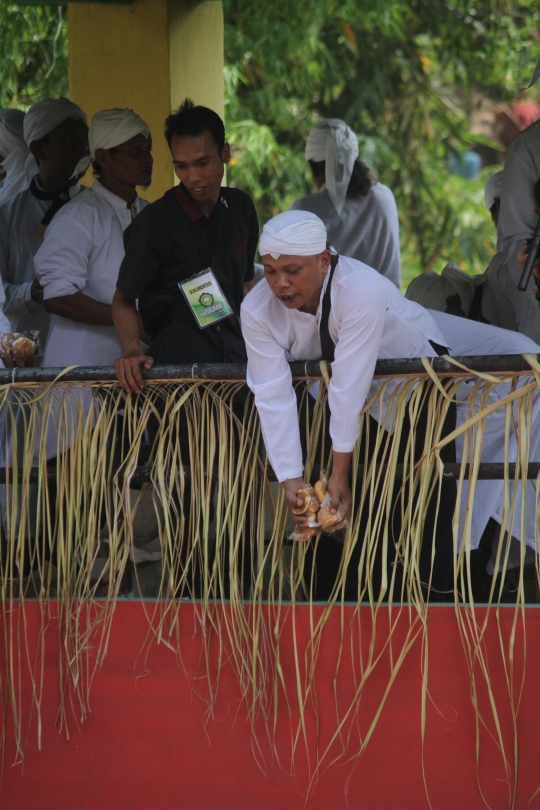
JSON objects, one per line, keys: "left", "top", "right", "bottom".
{"left": 178, "top": 268, "right": 233, "bottom": 329}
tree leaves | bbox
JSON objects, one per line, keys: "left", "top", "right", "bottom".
{"left": 224, "top": 0, "right": 540, "bottom": 280}
{"left": 0, "top": 2, "right": 68, "bottom": 110}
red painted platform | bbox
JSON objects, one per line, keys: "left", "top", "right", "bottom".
{"left": 1, "top": 601, "right": 540, "bottom": 809}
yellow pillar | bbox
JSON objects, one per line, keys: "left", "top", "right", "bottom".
{"left": 67, "top": 0, "right": 224, "bottom": 201}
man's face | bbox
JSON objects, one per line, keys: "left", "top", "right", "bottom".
{"left": 96, "top": 133, "right": 153, "bottom": 188}
{"left": 262, "top": 251, "right": 331, "bottom": 311}
{"left": 170, "top": 130, "right": 229, "bottom": 209}
{"left": 31, "top": 117, "right": 89, "bottom": 189}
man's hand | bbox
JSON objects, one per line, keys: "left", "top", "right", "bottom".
{"left": 326, "top": 472, "right": 352, "bottom": 522}
{"left": 115, "top": 345, "right": 154, "bottom": 393}
{"left": 31, "top": 279, "right": 43, "bottom": 303}
{"left": 326, "top": 451, "right": 353, "bottom": 521}
{"left": 517, "top": 243, "right": 540, "bottom": 283}
{"left": 282, "top": 477, "right": 311, "bottom": 524}
{"left": 1, "top": 347, "right": 33, "bottom": 368}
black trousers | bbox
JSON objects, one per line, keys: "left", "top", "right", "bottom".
{"left": 300, "top": 382, "right": 457, "bottom": 603}
{"left": 143, "top": 387, "right": 258, "bottom": 599}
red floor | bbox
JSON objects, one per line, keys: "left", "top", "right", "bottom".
{"left": 1, "top": 601, "right": 540, "bottom": 810}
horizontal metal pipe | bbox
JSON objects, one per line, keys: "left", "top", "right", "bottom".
{"left": 1, "top": 462, "right": 538, "bottom": 484}
{"left": 0, "top": 354, "right": 537, "bottom": 385}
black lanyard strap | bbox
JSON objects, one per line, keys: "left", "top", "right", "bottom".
{"left": 29, "top": 177, "right": 69, "bottom": 227}
{"left": 319, "top": 253, "right": 339, "bottom": 362}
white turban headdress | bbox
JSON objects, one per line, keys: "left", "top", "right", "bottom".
{"left": 305, "top": 119, "right": 359, "bottom": 215}
{"left": 0, "top": 110, "right": 25, "bottom": 159}
{"left": 71, "top": 108, "right": 151, "bottom": 179}
{"left": 405, "top": 263, "right": 478, "bottom": 316}
{"left": 484, "top": 170, "right": 503, "bottom": 212}
{"left": 0, "top": 98, "right": 86, "bottom": 207}
{"left": 23, "top": 97, "right": 86, "bottom": 147}
{"left": 259, "top": 210, "right": 328, "bottom": 259}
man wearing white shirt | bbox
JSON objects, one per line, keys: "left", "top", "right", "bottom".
{"left": 35, "top": 108, "right": 152, "bottom": 367}
{"left": 241, "top": 210, "right": 446, "bottom": 521}
{"left": 290, "top": 120, "right": 401, "bottom": 289}
{"left": 0, "top": 98, "right": 88, "bottom": 356}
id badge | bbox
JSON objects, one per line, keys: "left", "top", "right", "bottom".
{"left": 178, "top": 268, "right": 233, "bottom": 329}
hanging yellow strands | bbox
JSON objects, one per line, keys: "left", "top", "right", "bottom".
{"left": 0, "top": 362, "right": 537, "bottom": 805}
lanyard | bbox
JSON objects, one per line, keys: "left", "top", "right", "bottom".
{"left": 318, "top": 253, "right": 339, "bottom": 362}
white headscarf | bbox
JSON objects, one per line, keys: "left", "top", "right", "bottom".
{"left": 23, "top": 97, "right": 87, "bottom": 147}
{"left": 0, "top": 110, "right": 25, "bottom": 158}
{"left": 305, "top": 119, "right": 359, "bottom": 215}
{"left": 259, "top": 210, "right": 328, "bottom": 259}
{"left": 484, "top": 170, "right": 503, "bottom": 212}
{"left": 71, "top": 108, "right": 151, "bottom": 179}
{"left": 405, "top": 263, "right": 477, "bottom": 316}
{"left": 0, "top": 98, "right": 87, "bottom": 207}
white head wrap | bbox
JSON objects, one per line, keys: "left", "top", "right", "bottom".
{"left": 0, "top": 110, "right": 25, "bottom": 158}
{"left": 23, "top": 97, "right": 86, "bottom": 147}
{"left": 305, "top": 119, "right": 359, "bottom": 215}
{"left": 405, "top": 263, "right": 477, "bottom": 316}
{"left": 71, "top": 108, "right": 151, "bottom": 179}
{"left": 484, "top": 170, "right": 503, "bottom": 212}
{"left": 259, "top": 210, "right": 328, "bottom": 259}
{"left": 0, "top": 99, "right": 86, "bottom": 207}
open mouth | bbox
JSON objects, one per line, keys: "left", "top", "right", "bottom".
{"left": 280, "top": 294, "right": 297, "bottom": 302}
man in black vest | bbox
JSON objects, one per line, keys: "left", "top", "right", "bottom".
{"left": 113, "top": 99, "right": 258, "bottom": 391}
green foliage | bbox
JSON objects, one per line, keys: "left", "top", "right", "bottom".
{"left": 0, "top": 2, "right": 68, "bottom": 109}
{"left": 224, "top": 0, "right": 540, "bottom": 285}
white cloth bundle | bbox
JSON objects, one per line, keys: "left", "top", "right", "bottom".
{"left": 71, "top": 108, "right": 150, "bottom": 179}
{"left": 406, "top": 263, "right": 478, "bottom": 316}
{"left": 405, "top": 271, "right": 452, "bottom": 312}
{"left": 259, "top": 210, "right": 328, "bottom": 259}
{"left": 0, "top": 110, "right": 25, "bottom": 158}
{"left": 484, "top": 170, "right": 503, "bottom": 212}
{"left": 305, "top": 119, "right": 359, "bottom": 215}
{"left": 441, "top": 262, "right": 476, "bottom": 314}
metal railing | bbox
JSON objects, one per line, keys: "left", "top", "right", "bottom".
{"left": 0, "top": 356, "right": 538, "bottom": 482}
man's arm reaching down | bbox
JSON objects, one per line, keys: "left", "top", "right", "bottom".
{"left": 112, "top": 289, "right": 153, "bottom": 392}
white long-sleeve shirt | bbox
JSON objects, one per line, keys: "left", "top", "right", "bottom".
{"left": 0, "top": 180, "right": 84, "bottom": 350}
{"left": 427, "top": 309, "right": 540, "bottom": 553}
{"left": 241, "top": 256, "right": 444, "bottom": 482}
{"left": 34, "top": 179, "right": 147, "bottom": 367}
{"left": 498, "top": 119, "right": 540, "bottom": 339}
{"left": 290, "top": 183, "right": 401, "bottom": 288}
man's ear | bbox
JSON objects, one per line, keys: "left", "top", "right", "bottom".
{"left": 29, "top": 139, "right": 45, "bottom": 165}
{"left": 320, "top": 249, "right": 332, "bottom": 272}
{"left": 221, "top": 143, "right": 231, "bottom": 165}
{"left": 94, "top": 148, "right": 111, "bottom": 172}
